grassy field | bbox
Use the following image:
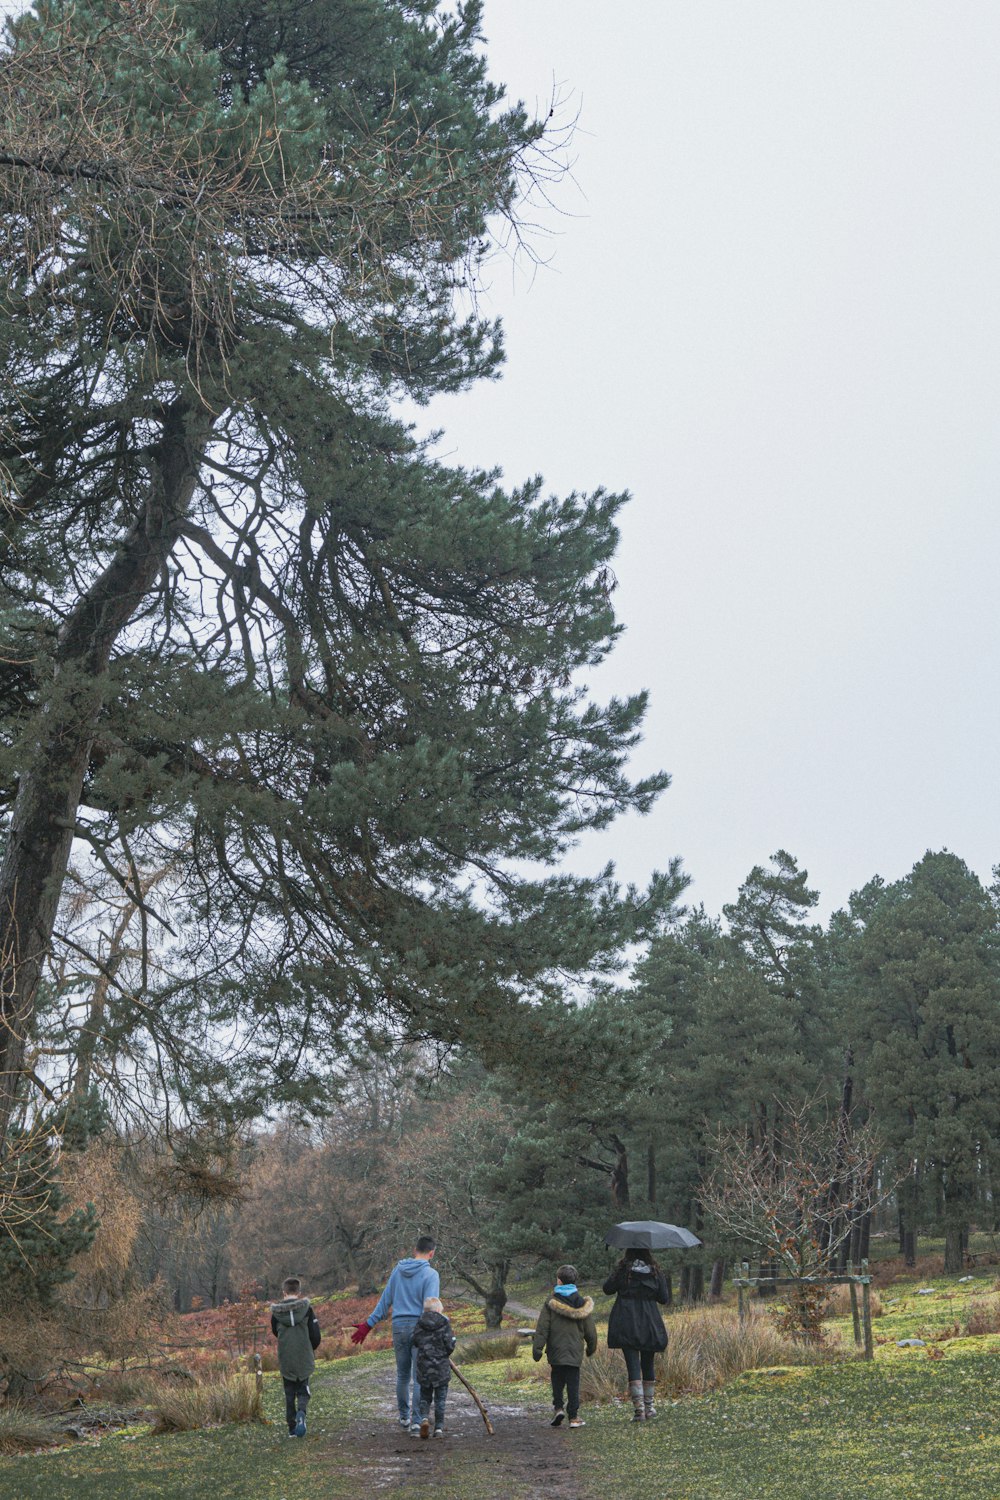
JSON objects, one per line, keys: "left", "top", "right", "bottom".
{"left": 4, "top": 1267, "right": 1000, "bottom": 1499}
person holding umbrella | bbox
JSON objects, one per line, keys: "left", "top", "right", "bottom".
{"left": 603, "top": 1221, "right": 695, "bottom": 1422}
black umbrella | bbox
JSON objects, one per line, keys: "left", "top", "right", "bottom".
{"left": 604, "top": 1220, "right": 702, "bottom": 1251}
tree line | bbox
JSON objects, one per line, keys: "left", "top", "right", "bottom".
{"left": 89, "top": 846, "right": 1000, "bottom": 1327}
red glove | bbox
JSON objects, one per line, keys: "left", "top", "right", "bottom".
{"left": 350, "top": 1321, "right": 372, "bottom": 1345}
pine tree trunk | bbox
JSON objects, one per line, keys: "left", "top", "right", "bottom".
{"left": 484, "top": 1263, "right": 508, "bottom": 1329}
{"left": 944, "top": 1223, "right": 965, "bottom": 1273}
{"left": 709, "top": 1258, "right": 726, "bottom": 1300}
{"left": 0, "top": 405, "right": 207, "bottom": 1144}
{"left": 609, "top": 1134, "right": 630, "bottom": 1211}
{"left": 902, "top": 1227, "right": 917, "bottom": 1267}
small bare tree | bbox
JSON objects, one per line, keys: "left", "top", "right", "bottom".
{"left": 701, "top": 1099, "right": 888, "bottom": 1336}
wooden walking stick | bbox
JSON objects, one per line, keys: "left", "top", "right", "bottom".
{"left": 449, "top": 1359, "right": 494, "bottom": 1435}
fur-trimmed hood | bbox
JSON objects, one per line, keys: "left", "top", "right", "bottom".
{"left": 270, "top": 1296, "right": 311, "bottom": 1328}
{"left": 547, "top": 1294, "right": 594, "bottom": 1321}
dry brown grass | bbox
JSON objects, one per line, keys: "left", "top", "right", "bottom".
{"left": 150, "top": 1374, "right": 264, "bottom": 1433}
{"left": 0, "top": 1404, "right": 62, "bottom": 1454}
{"left": 570, "top": 1306, "right": 849, "bottom": 1405}
{"left": 871, "top": 1255, "right": 945, "bottom": 1288}
{"left": 825, "top": 1284, "right": 884, "bottom": 1319}
{"left": 965, "top": 1299, "right": 1000, "bottom": 1336}
{"left": 87, "top": 1369, "right": 163, "bottom": 1406}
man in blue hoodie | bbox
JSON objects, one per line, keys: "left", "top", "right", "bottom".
{"left": 350, "top": 1236, "right": 439, "bottom": 1433}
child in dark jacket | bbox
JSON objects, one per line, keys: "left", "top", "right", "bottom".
{"left": 270, "top": 1276, "right": 321, "bottom": 1437}
{"left": 531, "top": 1263, "right": 598, "bottom": 1429}
{"left": 412, "top": 1297, "right": 456, "bottom": 1439}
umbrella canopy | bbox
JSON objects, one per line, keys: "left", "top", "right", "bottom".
{"left": 605, "top": 1220, "right": 702, "bottom": 1251}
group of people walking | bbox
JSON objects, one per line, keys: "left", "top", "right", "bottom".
{"left": 532, "top": 1249, "right": 670, "bottom": 1426}
{"left": 269, "top": 1235, "right": 671, "bottom": 1440}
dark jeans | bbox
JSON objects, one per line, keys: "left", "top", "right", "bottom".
{"left": 550, "top": 1364, "right": 581, "bottom": 1418}
{"left": 418, "top": 1380, "right": 449, "bottom": 1427}
{"left": 283, "top": 1377, "right": 310, "bottom": 1431}
{"left": 622, "top": 1347, "right": 657, "bottom": 1382}
{"left": 392, "top": 1318, "right": 419, "bottom": 1423}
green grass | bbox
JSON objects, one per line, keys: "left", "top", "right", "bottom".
{"left": 572, "top": 1349, "right": 1000, "bottom": 1498}
{"left": 0, "top": 1364, "right": 372, "bottom": 1500}
{"left": 6, "top": 1270, "right": 1000, "bottom": 1498}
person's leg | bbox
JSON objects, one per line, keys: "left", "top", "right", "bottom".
{"left": 641, "top": 1350, "right": 657, "bottom": 1418}
{"left": 434, "top": 1382, "right": 448, "bottom": 1431}
{"left": 283, "top": 1377, "right": 297, "bottom": 1433}
{"left": 418, "top": 1382, "right": 433, "bottom": 1438}
{"left": 294, "top": 1379, "right": 310, "bottom": 1436}
{"left": 550, "top": 1364, "right": 567, "bottom": 1424}
{"left": 565, "top": 1366, "right": 581, "bottom": 1421}
{"left": 392, "top": 1320, "right": 418, "bottom": 1425}
{"left": 622, "top": 1347, "right": 645, "bottom": 1421}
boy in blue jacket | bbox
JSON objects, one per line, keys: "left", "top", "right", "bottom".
{"left": 351, "top": 1236, "right": 439, "bottom": 1433}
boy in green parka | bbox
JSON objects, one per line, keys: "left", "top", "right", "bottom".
{"left": 270, "top": 1276, "right": 321, "bottom": 1437}
{"left": 531, "top": 1263, "right": 598, "bottom": 1428}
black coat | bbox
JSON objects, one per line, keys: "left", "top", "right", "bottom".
{"left": 412, "top": 1309, "right": 456, "bottom": 1386}
{"left": 603, "top": 1264, "right": 670, "bottom": 1351}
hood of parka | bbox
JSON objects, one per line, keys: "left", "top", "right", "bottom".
{"left": 270, "top": 1296, "right": 311, "bottom": 1328}
{"left": 547, "top": 1294, "right": 594, "bottom": 1321}
{"left": 416, "top": 1308, "right": 450, "bottom": 1333}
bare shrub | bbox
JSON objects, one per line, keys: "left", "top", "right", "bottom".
{"left": 0, "top": 1404, "right": 62, "bottom": 1454}
{"left": 455, "top": 1334, "right": 522, "bottom": 1365}
{"left": 965, "top": 1299, "right": 1000, "bottom": 1337}
{"left": 150, "top": 1374, "right": 264, "bottom": 1433}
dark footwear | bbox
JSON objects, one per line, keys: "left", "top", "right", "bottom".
{"left": 419, "top": 1418, "right": 430, "bottom": 1440}
{"left": 551, "top": 1409, "right": 565, "bottom": 1427}
{"left": 409, "top": 1424, "right": 422, "bottom": 1437}
{"left": 294, "top": 1412, "right": 306, "bottom": 1438}
{"left": 569, "top": 1418, "right": 586, "bottom": 1428}
{"left": 433, "top": 1427, "right": 444, "bottom": 1439}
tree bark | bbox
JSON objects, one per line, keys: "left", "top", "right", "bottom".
{"left": 709, "top": 1258, "right": 725, "bottom": 1300}
{"left": 484, "top": 1265, "right": 508, "bottom": 1330}
{"left": 0, "top": 403, "right": 208, "bottom": 1144}
{"left": 944, "top": 1222, "right": 966, "bottom": 1273}
{"left": 609, "top": 1134, "right": 630, "bottom": 1211}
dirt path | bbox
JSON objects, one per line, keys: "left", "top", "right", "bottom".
{"left": 305, "top": 1355, "right": 592, "bottom": 1499}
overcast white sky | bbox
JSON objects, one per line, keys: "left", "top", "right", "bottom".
{"left": 418, "top": 0, "right": 1000, "bottom": 920}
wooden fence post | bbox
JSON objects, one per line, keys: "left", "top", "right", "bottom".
{"left": 849, "top": 1280, "right": 862, "bottom": 1346}
{"left": 860, "top": 1260, "right": 873, "bottom": 1361}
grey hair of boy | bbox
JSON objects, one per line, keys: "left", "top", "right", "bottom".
{"left": 557, "top": 1264, "right": 578, "bottom": 1283}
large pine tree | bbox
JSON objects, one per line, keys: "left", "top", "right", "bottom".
{"left": 0, "top": 1, "right": 673, "bottom": 1138}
